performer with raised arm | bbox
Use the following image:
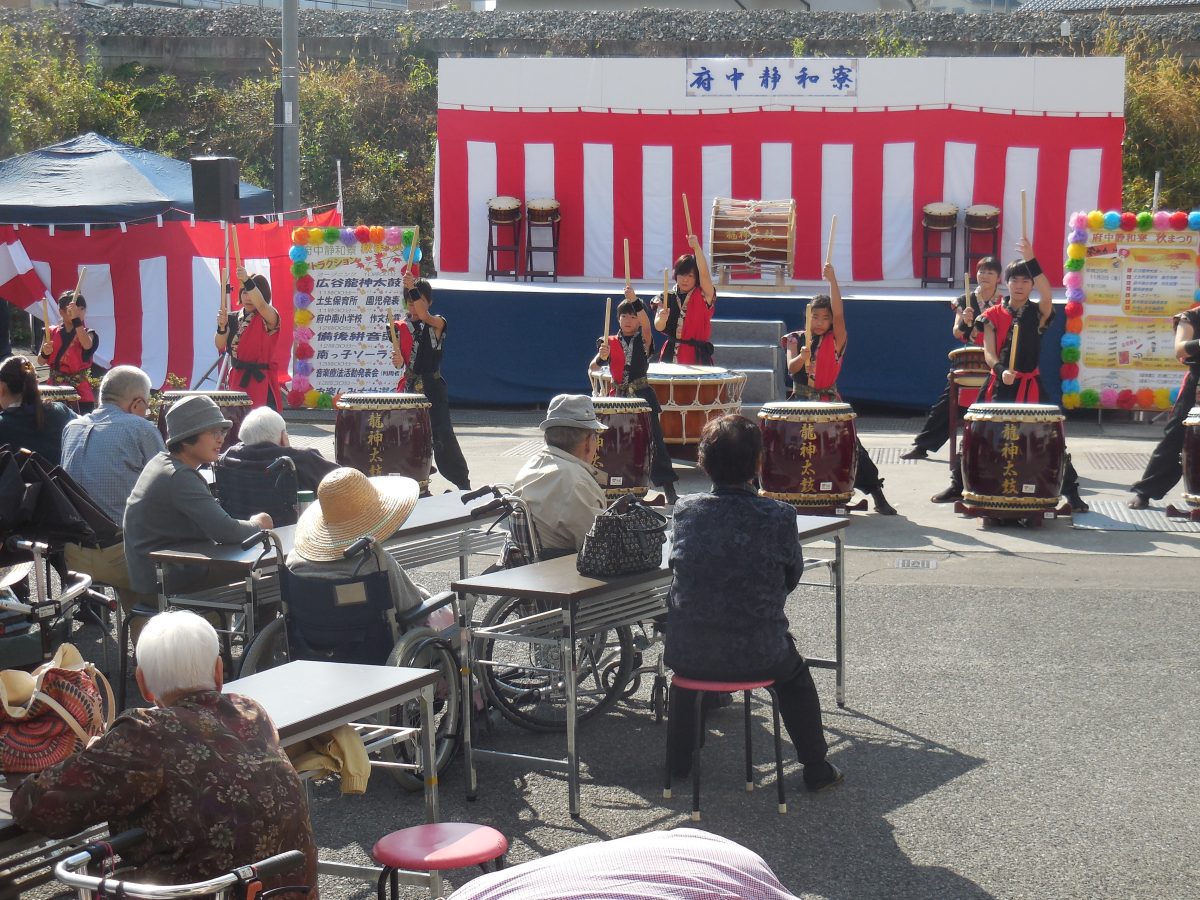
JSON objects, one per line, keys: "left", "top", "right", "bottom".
{"left": 1127, "top": 303, "right": 1200, "bottom": 508}
{"left": 653, "top": 233, "right": 716, "bottom": 365}
{"left": 782, "top": 263, "right": 896, "bottom": 516}
{"left": 388, "top": 304, "right": 415, "bottom": 393}
{"left": 215, "top": 266, "right": 281, "bottom": 409}
{"left": 39, "top": 290, "right": 98, "bottom": 412}
{"left": 590, "top": 287, "right": 680, "bottom": 504}
{"left": 902, "top": 257, "right": 1004, "bottom": 461}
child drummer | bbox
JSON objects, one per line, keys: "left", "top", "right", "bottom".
{"left": 590, "top": 289, "right": 679, "bottom": 504}
{"left": 652, "top": 234, "right": 717, "bottom": 365}
{"left": 902, "top": 256, "right": 1004, "bottom": 463}
{"left": 782, "top": 263, "right": 896, "bottom": 516}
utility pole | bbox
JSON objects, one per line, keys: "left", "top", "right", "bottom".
{"left": 279, "top": 0, "right": 300, "bottom": 217}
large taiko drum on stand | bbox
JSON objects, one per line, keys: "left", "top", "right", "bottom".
{"left": 1181, "top": 407, "right": 1200, "bottom": 513}
{"left": 157, "top": 390, "right": 251, "bottom": 451}
{"left": 758, "top": 401, "right": 858, "bottom": 514}
{"left": 590, "top": 396, "right": 652, "bottom": 499}
{"left": 335, "top": 393, "right": 433, "bottom": 490}
{"left": 961, "top": 403, "right": 1065, "bottom": 520}
{"left": 38, "top": 384, "right": 81, "bottom": 413}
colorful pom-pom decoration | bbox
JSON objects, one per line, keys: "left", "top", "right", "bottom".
{"left": 355, "top": 225, "right": 371, "bottom": 243}
{"left": 1154, "top": 388, "right": 1172, "bottom": 410}
{"left": 1135, "top": 211, "right": 1153, "bottom": 231}
{"left": 339, "top": 228, "right": 356, "bottom": 247}
{"left": 369, "top": 226, "right": 385, "bottom": 244}
{"left": 293, "top": 327, "right": 314, "bottom": 344}
{"left": 1066, "top": 317, "right": 1083, "bottom": 334}
{"left": 1135, "top": 387, "right": 1155, "bottom": 409}
{"left": 1064, "top": 300, "right": 1083, "bottom": 318}
{"left": 286, "top": 389, "right": 307, "bottom": 408}
{"left": 1062, "top": 393, "right": 1081, "bottom": 410}
{"left": 1060, "top": 363, "right": 1079, "bottom": 380}
{"left": 384, "top": 226, "right": 402, "bottom": 247}
{"left": 1064, "top": 259, "right": 1084, "bottom": 272}
{"left": 1195, "top": 289, "right": 1200, "bottom": 303}
{"left": 1117, "top": 389, "right": 1136, "bottom": 409}
{"left": 1087, "top": 210, "right": 1104, "bottom": 230}
{"left": 293, "top": 308, "right": 314, "bottom": 327}
{"left": 308, "top": 227, "right": 325, "bottom": 245}
{"left": 290, "top": 262, "right": 308, "bottom": 278}
{"left": 1153, "top": 211, "right": 1171, "bottom": 230}
{"left": 323, "top": 227, "right": 340, "bottom": 245}
{"left": 1066, "top": 243, "right": 1086, "bottom": 261}
{"left": 294, "top": 342, "right": 314, "bottom": 360}
{"left": 292, "top": 358, "right": 313, "bottom": 376}
{"left": 1189, "top": 211, "right": 1200, "bottom": 231}
{"left": 293, "top": 292, "right": 313, "bottom": 309}
{"left": 1061, "top": 379, "right": 1081, "bottom": 394}
{"left": 1080, "top": 389, "right": 1100, "bottom": 408}
{"left": 291, "top": 375, "right": 311, "bottom": 393}
{"left": 1103, "top": 211, "right": 1122, "bottom": 230}
{"left": 1066, "top": 288, "right": 1084, "bottom": 301}
{"left": 316, "top": 392, "right": 334, "bottom": 410}
{"left": 1068, "top": 230, "right": 1087, "bottom": 245}
{"left": 289, "top": 245, "right": 308, "bottom": 263}
{"left": 1119, "top": 212, "right": 1137, "bottom": 231}
{"left": 295, "top": 274, "right": 315, "bottom": 293}
{"left": 1100, "top": 388, "right": 1118, "bottom": 407}
{"left": 402, "top": 228, "right": 415, "bottom": 245}
{"left": 292, "top": 228, "right": 310, "bottom": 246}
{"left": 1061, "top": 346, "right": 1081, "bottom": 363}
{"left": 1070, "top": 212, "right": 1088, "bottom": 231}
{"left": 406, "top": 246, "right": 424, "bottom": 264}
{"left": 304, "top": 389, "right": 322, "bottom": 408}
{"left": 1063, "top": 271, "right": 1083, "bottom": 290}
{"left": 1170, "top": 386, "right": 1181, "bottom": 404}
{"left": 1170, "top": 210, "right": 1189, "bottom": 230}
{"left": 1061, "top": 333, "right": 1081, "bottom": 349}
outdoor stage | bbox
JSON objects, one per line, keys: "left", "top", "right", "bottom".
{"left": 431, "top": 277, "right": 1068, "bottom": 410}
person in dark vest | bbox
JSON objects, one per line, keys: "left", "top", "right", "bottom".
{"left": 782, "top": 263, "right": 895, "bottom": 515}
{"left": 653, "top": 234, "right": 716, "bottom": 365}
{"left": 215, "top": 267, "right": 281, "bottom": 410}
{"left": 590, "top": 289, "right": 679, "bottom": 504}
{"left": 39, "top": 290, "right": 98, "bottom": 412}
{"left": 1128, "top": 303, "right": 1200, "bottom": 508}
{"left": 391, "top": 273, "right": 470, "bottom": 491}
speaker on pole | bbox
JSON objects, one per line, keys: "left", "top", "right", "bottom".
{"left": 190, "top": 156, "right": 241, "bottom": 222}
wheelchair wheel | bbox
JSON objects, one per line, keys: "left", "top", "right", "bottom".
{"left": 378, "top": 632, "right": 462, "bottom": 792}
{"left": 237, "top": 616, "right": 288, "bottom": 677}
{"left": 476, "top": 595, "right": 635, "bottom": 733}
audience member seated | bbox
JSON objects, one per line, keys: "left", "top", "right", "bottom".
{"left": 123, "top": 395, "right": 272, "bottom": 608}
{"left": 665, "top": 414, "right": 844, "bottom": 792}
{"left": 0, "top": 355, "right": 77, "bottom": 463}
{"left": 446, "top": 828, "right": 799, "bottom": 900}
{"left": 513, "top": 394, "right": 607, "bottom": 557}
{"left": 220, "top": 407, "right": 337, "bottom": 493}
{"left": 60, "top": 365, "right": 164, "bottom": 616}
{"left": 286, "top": 467, "right": 427, "bottom": 628}
{"left": 13, "top": 610, "right": 318, "bottom": 895}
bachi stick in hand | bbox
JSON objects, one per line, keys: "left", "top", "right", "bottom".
{"left": 386, "top": 306, "right": 399, "bottom": 351}
{"left": 603, "top": 296, "right": 612, "bottom": 342}
{"left": 623, "top": 238, "right": 631, "bottom": 287}
{"left": 1020, "top": 190, "right": 1027, "bottom": 241}
{"left": 824, "top": 216, "right": 837, "bottom": 267}
{"left": 682, "top": 193, "right": 693, "bottom": 238}
{"left": 1008, "top": 323, "right": 1020, "bottom": 371}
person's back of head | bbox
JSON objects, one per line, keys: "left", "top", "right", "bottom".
{"left": 543, "top": 425, "right": 591, "bottom": 457}
{"left": 238, "top": 407, "right": 287, "bottom": 446}
{"left": 136, "top": 610, "right": 220, "bottom": 701}
{"left": 99, "top": 365, "right": 152, "bottom": 409}
{"left": 698, "top": 414, "right": 762, "bottom": 486}
{"left": 0, "top": 355, "right": 46, "bottom": 430}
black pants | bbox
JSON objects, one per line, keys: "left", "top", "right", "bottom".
{"left": 912, "top": 381, "right": 952, "bottom": 453}
{"left": 631, "top": 385, "right": 678, "bottom": 488}
{"left": 854, "top": 439, "right": 883, "bottom": 493}
{"left": 668, "top": 637, "right": 828, "bottom": 772}
{"left": 1132, "top": 373, "right": 1198, "bottom": 500}
{"left": 420, "top": 374, "right": 471, "bottom": 490}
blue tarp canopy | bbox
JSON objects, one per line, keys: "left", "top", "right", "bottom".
{"left": 0, "top": 133, "right": 274, "bottom": 224}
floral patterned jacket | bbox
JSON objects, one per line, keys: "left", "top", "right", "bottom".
{"left": 13, "top": 691, "right": 318, "bottom": 896}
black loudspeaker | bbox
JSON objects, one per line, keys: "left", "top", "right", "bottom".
{"left": 190, "top": 156, "right": 241, "bottom": 222}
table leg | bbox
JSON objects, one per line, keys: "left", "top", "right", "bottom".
{"left": 565, "top": 627, "right": 579, "bottom": 818}
{"left": 458, "top": 530, "right": 469, "bottom": 581}
{"left": 834, "top": 532, "right": 846, "bottom": 708}
{"left": 460, "top": 598, "right": 478, "bottom": 801}
{"left": 420, "top": 684, "right": 440, "bottom": 824}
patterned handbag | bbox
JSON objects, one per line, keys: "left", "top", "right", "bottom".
{"left": 0, "top": 643, "right": 114, "bottom": 774}
{"left": 576, "top": 495, "right": 668, "bottom": 578}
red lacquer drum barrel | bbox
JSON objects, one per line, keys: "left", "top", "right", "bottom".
{"left": 157, "top": 390, "right": 251, "bottom": 451}
{"left": 758, "top": 401, "right": 858, "bottom": 513}
{"left": 591, "top": 396, "right": 652, "bottom": 499}
{"left": 38, "top": 384, "right": 81, "bottom": 413}
{"left": 335, "top": 393, "right": 433, "bottom": 489}
{"left": 1182, "top": 407, "right": 1200, "bottom": 511}
{"left": 949, "top": 346, "right": 988, "bottom": 409}
{"left": 961, "top": 403, "right": 1066, "bottom": 518}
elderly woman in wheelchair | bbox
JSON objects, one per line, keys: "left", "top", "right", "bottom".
{"left": 239, "top": 467, "right": 460, "bottom": 791}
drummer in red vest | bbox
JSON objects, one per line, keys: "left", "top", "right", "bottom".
{"left": 39, "top": 291, "right": 98, "bottom": 412}
{"left": 590, "top": 289, "right": 680, "bottom": 504}
{"left": 783, "top": 263, "right": 896, "bottom": 516}
{"left": 653, "top": 234, "right": 716, "bottom": 365}
{"left": 388, "top": 314, "right": 415, "bottom": 392}
{"left": 902, "top": 257, "right": 1004, "bottom": 462}
{"left": 932, "top": 240, "right": 1087, "bottom": 511}
{"left": 215, "top": 267, "right": 281, "bottom": 410}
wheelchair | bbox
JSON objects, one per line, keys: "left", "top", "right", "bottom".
{"left": 461, "top": 485, "right": 640, "bottom": 733}
{"left": 214, "top": 455, "right": 300, "bottom": 527}
{"left": 0, "top": 537, "right": 95, "bottom": 670}
{"left": 236, "top": 530, "right": 461, "bottom": 792}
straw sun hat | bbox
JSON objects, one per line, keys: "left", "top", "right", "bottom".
{"left": 293, "top": 467, "right": 419, "bottom": 562}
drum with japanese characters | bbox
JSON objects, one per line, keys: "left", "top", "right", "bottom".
{"left": 37, "top": 384, "right": 81, "bottom": 413}
{"left": 334, "top": 393, "right": 433, "bottom": 490}
{"left": 157, "top": 390, "right": 251, "bottom": 451}
{"left": 591, "top": 363, "right": 745, "bottom": 449}
{"left": 591, "top": 397, "right": 652, "bottom": 499}
{"left": 1181, "top": 407, "right": 1200, "bottom": 510}
{"left": 758, "top": 402, "right": 858, "bottom": 513}
{"left": 961, "top": 403, "right": 1065, "bottom": 518}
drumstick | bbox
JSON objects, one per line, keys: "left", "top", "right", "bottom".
{"left": 219, "top": 266, "right": 228, "bottom": 316}
{"left": 964, "top": 271, "right": 971, "bottom": 307}
{"left": 603, "top": 297, "right": 612, "bottom": 342}
{"left": 1008, "top": 322, "right": 1020, "bottom": 371}
{"left": 824, "top": 215, "right": 837, "bottom": 267}
{"left": 404, "top": 225, "right": 420, "bottom": 275}
{"left": 623, "top": 238, "right": 631, "bottom": 288}
{"left": 72, "top": 266, "right": 87, "bottom": 303}
{"left": 664, "top": 267, "right": 670, "bottom": 303}
{"left": 386, "top": 306, "right": 399, "bottom": 352}
{"left": 682, "top": 193, "right": 693, "bottom": 238}
{"left": 1020, "top": 190, "right": 1027, "bottom": 241}
{"left": 804, "top": 301, "right": 814, "bottom": 372}
{"left": 230, "top": 223, "right": 242, "bottom": 272}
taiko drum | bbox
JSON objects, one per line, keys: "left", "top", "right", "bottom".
{"left": 758, "top": 401, "right": 858, "bottom": 512}
{"left": 961, "top": 403, "right": 1066, "bottom": 517}
{"left": 591, "top": 396, "right": 652, "bottom": 499}
{"left": 38, "top": 384, "right": 81, "bottom": 413}
{"left": 335, "top": 393, "right": 433, "bottom": 490}
{"left": 1182, "top": 407, "right": 1200, "bottom": 511}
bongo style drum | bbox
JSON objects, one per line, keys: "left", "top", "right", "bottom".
{"left": 526, "top": 198, "right": 561, "bottom": 223}
{"left": 949, "top": 346, "right": 988, "bottom": 409}
{"left": 590, "top": 396, "right": 652, "bottom": 499}
{"left": 1181, "top": 407, "right": 1200, "bottom": 511}
{"left": 758, "top": 402, "right": 859, "bottom": 512}
{"left": 965, "top": 204, "right": 1001, "bottom": 231}
{"left": 157, "top": 390, "right": 252, "bottom": 451}
{"left": 335, "top": 393, "right": 433, "bottom": 489}
{"left": 487, "top": 196, "right": 521, "bottom": 224}
{"left": 38, "top": 384, "right": 81, "bottom": 412}
{"left": 922, "top": 202, "right": 959, "bottom": 230}
{"left": 961, "top": 403, "right": 1066, "bottom": 518}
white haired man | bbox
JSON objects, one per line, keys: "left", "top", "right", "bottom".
{"left": 13, "top": 610, "right": 318, "bottom": 895}
{"left": 219, "top": 406, "right": 337, "bottom": 493}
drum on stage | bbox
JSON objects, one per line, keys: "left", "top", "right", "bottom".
{"left": 758, "top": 402, "right": 858, "bottom": 512}
{"left": 922, "top": 202, "right": 959, "bottom": 230}
{"left": 157, "top": 390, "right": 251, "bottom": 451}
{"left": 709, "top": 198, "right": 795, "bottom": 273}
{"left": 335, "top": 393, "right": 433, "bottom": 489}
{"left": 1182, "top": 407, "right": 1200, "bottom": 511}
{"left": 949, "top": 346, "right": 988, "bottom": 409}
{"left": 961, "top": 403, "right": 1065, "bottom": 518}
{"left": 592, "top": 363, "right": 746, "bottom": 449}
{"left": 591, "top": 396, "right": 652, "bottom": 499}
{"left": 487, "top": 196, "right": 521, "bottom": 224}
{"left": 965, "top": 204, "right": 1000, "bottom": 232}
{"left": 526, "top": 198, "right": 560, "bottom": 224}
{"left": 38, "top": 384, "right": 81, "bottom": 412}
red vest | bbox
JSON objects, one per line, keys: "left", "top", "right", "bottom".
{"left": 808, "top": 331, "right": 843, "bottom": 392}
{"left": 660, "top": 288, "right": 714, "bottom": 365}
{"left": 46, "top": 325, "right": 97, "bottom": 403}
{"left": 391, "top": 319, "right": 415, "bottom": 391}
{"left": 228, "top": 310, "right": 281, "bottom": 409}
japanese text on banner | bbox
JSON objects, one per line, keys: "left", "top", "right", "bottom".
{"left": 685, "top": 58, "right": 858, "bottom": 98}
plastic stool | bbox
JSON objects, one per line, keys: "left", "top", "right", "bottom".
{"left": 663, "top": 676, "right": 786, "bottom": 821}
{"left": 372, "top": 822, "right": 508, "bottom": 899}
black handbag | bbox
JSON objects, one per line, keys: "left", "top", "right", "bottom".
{"left": 576, "top": 494, "right": 668, "bottom": 578}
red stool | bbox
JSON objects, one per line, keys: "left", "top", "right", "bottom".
{"left": 372, "top": 822, "right": 508, "bottom": 899}
{"left": 663, "top": 676, "right": 787, "bottom": 821}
